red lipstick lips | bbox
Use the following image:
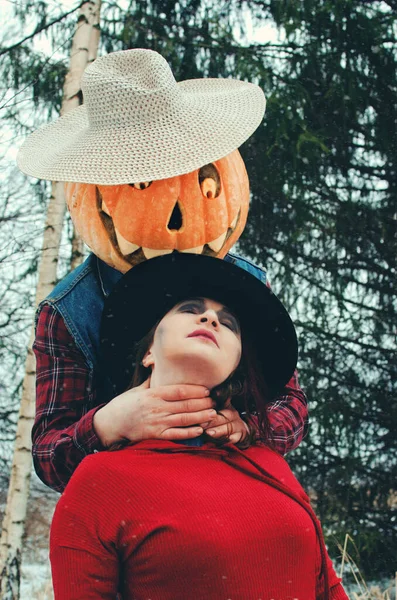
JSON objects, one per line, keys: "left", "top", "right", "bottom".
{"left": 187, "top": 329, "right": 218, "bottom": 347}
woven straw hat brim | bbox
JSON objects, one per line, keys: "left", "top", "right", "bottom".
{"left": 17, "top": 78, "right": 266, "bottom": 185}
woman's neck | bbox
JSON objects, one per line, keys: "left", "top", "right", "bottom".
{"left": 149, "top": 360, "right": 217, "bottom": 389}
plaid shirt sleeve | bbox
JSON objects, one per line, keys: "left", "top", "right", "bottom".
{"left": 260, "top": 274, "right": 309, "bottom": 455}
{"left": 265, "top": 369, "right": 309, "bottom": 455}
{"left": 32, "top": 304, "right": 106, "bottom": 493}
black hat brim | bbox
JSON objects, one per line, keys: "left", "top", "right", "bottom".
{"left": 100, "top": 253, "right": 298, "bottom": 396}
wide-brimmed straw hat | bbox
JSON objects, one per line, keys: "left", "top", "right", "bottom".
{"left": 17, "top": 49, "right": 266, "bottom": 185}
{"left": 100, "top": 253, "right": 297, "bottom": 396}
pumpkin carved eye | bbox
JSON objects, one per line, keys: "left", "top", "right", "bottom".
{"left": 129, "top": 181, "right": 152, "bottom": 190}
{"left": 198, "top": 164, "right": 221, "bottom": 199}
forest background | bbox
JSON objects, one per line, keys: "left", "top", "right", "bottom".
{"left": 0, "top": 0, "right": 396, "bottom": 595}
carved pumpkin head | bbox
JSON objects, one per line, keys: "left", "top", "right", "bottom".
{"left": 65, "top": 149, "right": 249, "bottom": 273}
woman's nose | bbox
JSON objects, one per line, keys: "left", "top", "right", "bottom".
{"left": 199, "top": 310, "right": 219, "bottom": 328}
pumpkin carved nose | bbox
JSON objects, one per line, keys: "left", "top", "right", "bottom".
{"left": 168, "top": 201, "right": 183, "bottom": 231}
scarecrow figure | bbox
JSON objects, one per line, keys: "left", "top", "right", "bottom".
{"left": 17, "top": 49, "right": 308, "bottom": 492}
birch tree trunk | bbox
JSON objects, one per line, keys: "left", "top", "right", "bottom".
{"left": 70, "top": 1, "right": 101, "bottom": 272}
{"left": 0, "top": 2, "right": 101, "bottom": 598}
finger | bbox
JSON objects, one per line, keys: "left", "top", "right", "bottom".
{"left": 160, "top": 427, "right": 203, "bottom": 440}
{"left": 203, "top": 412, "right": 234, "bottom": 428}
{"left": 205, "top": 423, "right": 232, "bottom": 439}
{"left": 156, "top": 384, "right": 210, "bottom": 401}
{"left": 167, "top": 397, "right": 215, "bottom": 414}
{"left": 228, "top": 432, "right": 246, "bottom": 444}
{"left": 169, "top": 409, "right": 217, "bottom": 428}
{"left": 216, "top": 407, "right": 238, "bottom": 420}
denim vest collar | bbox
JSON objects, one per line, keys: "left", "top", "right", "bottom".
{"left": 97, "top": 257, "right": 123, "bottom": 297}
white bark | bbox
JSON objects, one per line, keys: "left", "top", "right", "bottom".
{"left": 61, "top": 0, "right": 102, "bottom": 114}
{"left": 0, "top": 2, "right": 102, "bottom": 598}
{"left": 69, "top": 0, "right": 102, "bottom": 272}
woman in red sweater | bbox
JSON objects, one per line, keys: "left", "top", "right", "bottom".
{"left": 50, "top": 253, "right": 349, "bottom": 600}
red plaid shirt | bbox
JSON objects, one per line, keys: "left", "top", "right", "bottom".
{"left": 32, "top": 304, "right": 309, "bottom": 492}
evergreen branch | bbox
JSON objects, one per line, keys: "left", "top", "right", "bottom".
{"left": 359, "top": 0, "right": 397, "bottom": 9}
{"left": 297, "top": 320, "right": 395, "bottom": 361}
{"left": 306, "top": 363, "right": 396, "bottom": 398}
{"left": 0, "top": 2, "right": 82, "bottom": 57}
{"left": 269, "top": 239, "right": 393, "bottom": 284}
{"left": 268, "top": 253, "right": 387, "bottom": 316}
{"left": 100, "top": 18, "right": 298, "bottom": 59}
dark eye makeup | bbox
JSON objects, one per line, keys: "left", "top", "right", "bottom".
{"left": 176, "top": 298, "right": 240, "bottom": 334}
{"left": 218, "top": 311, "right": 240, "bottom": 334}
{"left": 178, "top": 300, "right": 202, "bottom": 313}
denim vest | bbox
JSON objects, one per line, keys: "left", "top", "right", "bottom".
{"left": 39, "top": 252, "right": 267, "bottom": 407}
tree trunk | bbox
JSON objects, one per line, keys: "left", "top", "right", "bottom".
{"left": 0, "top": 2, "right": 102, "bottom": 598}
{"left": 69, "top": 1, "right": 102, "bottom": 272}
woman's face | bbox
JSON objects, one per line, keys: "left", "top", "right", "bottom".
{"left": 142, "top": 297, "right": 242, "bottom": 389}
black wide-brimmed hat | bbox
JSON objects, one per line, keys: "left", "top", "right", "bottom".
{"left": 100, "top": 253, "right": 298, "bottom": 396}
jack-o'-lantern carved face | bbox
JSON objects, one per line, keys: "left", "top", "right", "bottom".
{"left": 65, "top": 149, "right": 250, "bottom": 273}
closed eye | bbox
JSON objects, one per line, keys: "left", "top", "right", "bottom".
{"left": 177, "top": 300, "right": 203, "bottom": 314}
{"left": 219, "top": 309, "right": 240, "bottom": 334}
{"left": 221, "top": 320, "right": 239, "bottom": 333}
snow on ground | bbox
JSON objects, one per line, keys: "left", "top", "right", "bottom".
{"left": 21, "top": 559, "right": 53, "bottom": 600}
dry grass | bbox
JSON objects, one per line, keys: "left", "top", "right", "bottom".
{"left": 337, "top": 534, "right": 396, "bottom": 599}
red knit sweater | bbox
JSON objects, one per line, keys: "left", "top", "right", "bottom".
{"left": 50, "top": 441, "right": 349, "bottom": 600}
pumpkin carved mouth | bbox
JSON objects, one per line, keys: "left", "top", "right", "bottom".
{"left": 96, "top": 186, "right": 241, "bottom": 266}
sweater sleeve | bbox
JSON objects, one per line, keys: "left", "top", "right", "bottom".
{"left": 50, "top": 546, "right": 119, "bottom": 600}
{"left": 50, "top": 456, "right": 119, "bottom": 599}
{"left": 330, "top": 583, "right": 350, "bottom": 599}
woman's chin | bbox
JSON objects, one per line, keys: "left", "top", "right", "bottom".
{"left": 175, "top": 356, "right": 231, "bottom": 389}
{"left": 156, "top": 346, "right": 234, "bottom": 388}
